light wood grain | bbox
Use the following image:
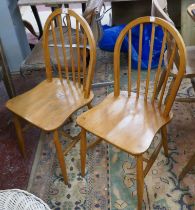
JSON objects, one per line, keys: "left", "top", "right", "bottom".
{"left": 152, "top": 29, "right": 167, "bottom": 102}
{"left": 82, "top": 32, "right": 87, "bottom": 89}
{"left": 13, "top": 114, "right": 26, "bottom": 157}
{"left": 137, "top": 23, "right": 143, "bottom": 99}
{"left": 158, "top": 41, "right": 176, "bottom": 107}
{"left": 80, "top": 128, "right": 87, "bottom": 176}
{"left": 128, "top": 30, "right": 132, "bottom": 96}
{"left": 161, "top": 125, "right": 168, "bottom": 157}
{"left": 20, "top": 0, "right": 103, "bottom": 75}
{"left": 136, "top": 155, "right": 144, "bottom": 210}
{"left": 76, "top": 20, "right": 81, "bottom": 86}
{"left": 6, "top": 9, "right": 96, "bottom": 185}
{"left": 7, "top": 79, "right": 94, "bottom": 131}
{"left": 53, "top": 129, "right": 68, "bottom": 184}
{"left": 66, "top": 14, "right": 76, "bottom": 83}
{"left": 143, "top": 141, "right": 162, "bottom": 177}
{"left": 22, "top": 26, "right": 88, "bottom": 73}
{"left": 77, "top": 91, "right": 172, "bottom": 155}
{"left": 77, "top": 16, "right": 186, "bottom": 209}
{"left": 51, "top": 20, "right": 63, "bottom": 80}
{"left": 57, "top": 15, "right": 69, "bottom": 80}
{"left": 145, "top": 23, "right": 155, "bottom": 101}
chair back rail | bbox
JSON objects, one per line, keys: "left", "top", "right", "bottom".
{"left": 114, "top": 16, "right": 186, "bottom": 117}
{"left": 42, "top": 8, "right": 96, "bottom": 98}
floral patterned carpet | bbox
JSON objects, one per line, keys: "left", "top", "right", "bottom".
{"left": 28, "top": 50, "right": 195, "bottom": 209}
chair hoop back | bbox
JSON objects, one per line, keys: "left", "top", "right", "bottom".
{"left": 114, "top": 16, "right": 186, "bottom": 116}
{"left": 42, "top": 8, "right": 96, "bottom": 98}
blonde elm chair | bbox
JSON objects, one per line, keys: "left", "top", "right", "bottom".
{"left": 6, "top": 8, "right": 96, "bottom": 185}
{"left": 77, "top": 16, "right": 186, "bottom": 209}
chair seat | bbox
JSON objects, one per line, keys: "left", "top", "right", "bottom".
{"left": 172, "top": 46, "right": 195, "bottom": 77}
{"left": 77, "top": 91, "right": 172, "bottom": 155}
{"left": 6, "top": 78, "right": 94, "bottom": 131}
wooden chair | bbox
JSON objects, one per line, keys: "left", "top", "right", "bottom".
{"left": 77, "top": 16, "right": 186, "bottom": 209}
{"left": 152, "top": 0, "right": 195, "bottom": 102}
{"left": 20, "top": 0, "right": 103, "bottom": 74}
{"left": 6, "top": 8, "right": 96, "bottom": 185}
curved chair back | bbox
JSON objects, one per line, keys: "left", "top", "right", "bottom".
{"left": 114, "top": 16, "right": 186, "bottom": 116}
{"left": 42, "top": 8, "right": 96, "bottom": 98}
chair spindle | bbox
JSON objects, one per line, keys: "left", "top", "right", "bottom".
{"left": 145, "top": 23, "right": 156, "bottom": 100}
{"left": 66, "top": 14, "right": 76, "bottom": 83}
{"left": 57, "top": 15, "right": 69, "bottom": 80}
{"left": 152, "top": 29, "right": 167, "bottom": 103}
{"left": 137, "top": 24, "right": 143, "bottom": 99}
{"left": 51, "top": 20, "right": 63, "bottom": 80}
{"left": 76, "top": 20, "right": 81, "bottom": 86}
{"left": 82, "top": 32, "right": 87, "bottom": 89}
{"left": 128, "top": 30, "right": 132, "bottom": 97}
{"left": 158, "top": 41, "right": 176, "bottom": 107}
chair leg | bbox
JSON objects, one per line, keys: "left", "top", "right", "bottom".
{"left": 161, "top": 125, "right": 168, "bottom": 157}
{"left": 136, "top": 155, "right": 144, "bottom": 210}
{"left": 53, "top": 129, "right": 68, "bottom": 185}
{"left": 87, "top": 103, "right": 92, "bottom": 109}
{"left": 80, "top": 128, "right": 87, "bottom": 177}
{"left": 179, "top": 153, "right": 195, "bottom": 180}
{"left": 13, "top": 114, "right": 26, "bottom": 157}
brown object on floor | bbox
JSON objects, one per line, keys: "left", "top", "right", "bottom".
{"left": 152, "top": 0, "right": 195, "bottom": 103}
{"left": 6, "top": 8, "right": 96, "bottom": 185}
{"left": 77, "top": 16, "right": 186, "bottom": 209}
